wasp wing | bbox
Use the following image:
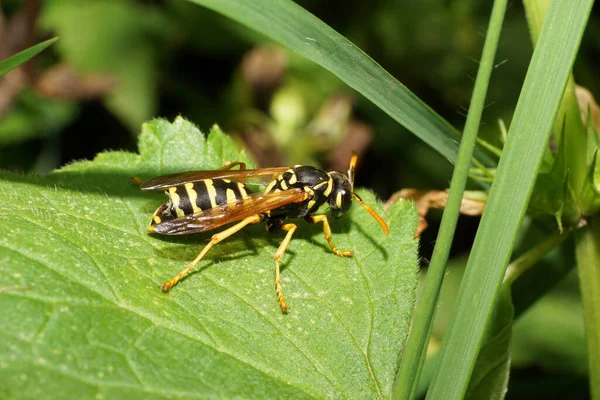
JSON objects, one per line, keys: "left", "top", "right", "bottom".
{"left": 139, "top": 167, "right": 290, "bottom": 191}
{"left": 151, "top": 188, "right": 307, "bottom": 235}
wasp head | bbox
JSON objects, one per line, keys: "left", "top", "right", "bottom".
{"left": 328, "top": 153, "right": 389, "bottom": 235}
{"left": 328, "top": 171, "right": 353, "bottom": 218}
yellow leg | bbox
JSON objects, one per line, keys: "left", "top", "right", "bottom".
{"left": 219, "top": 161, "right": 248, "bottom": 183}
{"left": 273, "top": 223, "right": 297, "bottom": 313}
{"left": 161, "top": 214, "right": 261, "bottom": 292}
{"left": 218, "top": 162, "right": 246, "bottom": 171}
{"left": 308, "top": 215, "right": 353, "bottom": 257}
{"left": 130, "top": 176, "right": 144, "bottom": 185}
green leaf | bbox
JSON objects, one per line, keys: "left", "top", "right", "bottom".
{"left": 465, "top": 289, "right": 513, "bottom": 400}
{"left": 555, "top": 172, "right": 581, "bottom": 232}
{"left": 0, "top": 117, "right": 419, "bottom": 398}
{"left": 525, "top": 0, "right": 588, "bottom": 199}
{"left": 40, "top": 0, "right": 165, "bottom": 131}
{"left": 585, "top": 112, "right": 600, "bottom": 163}
{"left": 0, "top": 37, "right": 58, "bottom": 78}
{"left": 185, "top": 0, "right": 492, "bottom": 167}
{"left": 414, "top": 260, "right": 513, "bottom": 400}
{"left": 412, "top": 256, "right": 468, "bottom": 398}
{"left": 528, "top": 124, "right": 582, "bottom": 229}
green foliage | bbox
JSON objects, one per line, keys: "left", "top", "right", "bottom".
{"left": 1, "top": 0, "right": 599, "bottom": 397}
{"left": 0, "top": 118, "right": 419, "bottom": 398}
{"left": 394, "top": 0, "right": 508, "bottom": 396}
{"left": 529, "top": 118, "right": 600, "bottom": 231}
{"left": 41, "top": 0, "right": 166, "bottom": 131}
{"left": 0, "top": 91, "right": 77, "bottom": 146}
{"left": 465, "top": 289, "right": 513, "bottom": 400}
{"left": 414, "top": 258, "right": 513, "bottom": 400}
{"left": 511, "top": 272, "right": 588, "bottom": 376}
{"left": 186, "top": 0, "right": 492, "bottom": 167}
{"left": 580, "top": 134, "right": 600, "bottom": 216}
{"left": 522, "top": 3, "right": 600, "bottom": 395}
{"left": 0, "top": 37, "right": 65, "bottom": 150}
{"left": 575, "top": 216, "right": 600, "bottom": 398}
{"left": 0, "top": 37, "right": 58, "bottom": 78}
{"left": 428, "top": 1, "right": 594, "bottom": 398}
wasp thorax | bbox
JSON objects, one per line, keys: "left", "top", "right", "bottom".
{"left": 328, "top": 172, "right": 353, "bottom": 218}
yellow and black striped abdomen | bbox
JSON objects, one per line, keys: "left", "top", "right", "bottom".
{"left": 167, "top": 179, "right": 251, "bottom": 218}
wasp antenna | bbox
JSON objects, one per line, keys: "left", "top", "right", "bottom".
{"left": 352, "top": 193, "right": 389, "bottom": 235}
{"left": 348, "top": 152, "right": 359, "bottom": 191}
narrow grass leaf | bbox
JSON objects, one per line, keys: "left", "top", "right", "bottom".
{"left": 465, "top": 289, "right": 513, "bottom": 400}
{"left": 427, "top": 1, "right": 594, "bottom": 398}
{"left": 0, "top": 37, "right": 58, "bottom": 78}
{"left": 186, "top": 0, "right": 492, "bottom": 166}
{"left": 393, "top": 0, "right": 508, "bottom": 398}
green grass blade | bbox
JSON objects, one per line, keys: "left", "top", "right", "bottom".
{"left": 392, "top": 0, "right": 508, "bottom": 398}
{"left": 0, "top": 37, "right": 58, "bottom": 78}
{"left": 525, "top": 0, "right": 588, "bottom": 202}
{"left": 426, "top": 1, "right": 594, "bottom": 398}
{"left": 186, "top": 0, "right": 491, "bottom": 166}
{"left": 575, "top": 216, "right": 600, "bottom": 399}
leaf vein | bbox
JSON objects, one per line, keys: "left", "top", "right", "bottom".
{"left": 347, "top": 230, "right": 384, "bottom": 398}
{"left": 201, "top": 272, "right": 341, "bottom": 397}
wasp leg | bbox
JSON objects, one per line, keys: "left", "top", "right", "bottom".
{"left": 219, "top": 161, "right": 248, "bottom": 183}
{"left": 130, "top": 176, "right": 144, "bottom": 185}
{"left": 272, "top": 223, "right": 297, "bottom": 313}
{"left": 307, "top": 215, "right": 353, "bottom": 257}
{"left": 218, "top": 161, "right": 246, "bottom": 171}
{"left": 161, "top": 214, "right": 261, "bottom": 292}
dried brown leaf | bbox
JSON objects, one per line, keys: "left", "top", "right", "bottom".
{"left": 385, "top": 189, "right": 486, "bottom": 237}
{"left": 576, "top": 84, "right": 600, "bottom": 133}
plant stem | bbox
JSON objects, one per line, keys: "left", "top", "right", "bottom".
{"left": 502, "top": 230, "right": 570, "bottom": 288}
{"left": 575, "top": 216, "right": 600, "bottom": 399}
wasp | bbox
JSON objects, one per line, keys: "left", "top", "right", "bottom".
{"left": 133, "top": 154, "right": 388, "bottom": 312}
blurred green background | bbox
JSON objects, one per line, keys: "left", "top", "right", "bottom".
{"left": 1, "top": 0, "right": 597, "bottom": 398}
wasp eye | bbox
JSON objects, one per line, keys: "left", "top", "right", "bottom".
{"left": 328, "top": 172, "right": 352, "bottom": 218}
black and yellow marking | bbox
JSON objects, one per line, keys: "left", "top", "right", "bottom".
{"left": 264, "top": 166, "right": 335, "bottom": 218}
{"left": 152, "top": 179, "right": 252, "bottom": 229}
{"left": 136, "top": 152, "right": 389, "bottom": 313}
{"left": 149, "top": 203, "right": 169, "bottom": 227}
{"left": 185, "top": 180, "right": 248, "bottom": 212}
{"left": 169, "top": 186, "right": 185, "bottom": 217}
{"left": 323, "top": 176, "right": 333, "bottom": 197}
{"left": 287, "top": 169, "right": 297, "bottom": 185}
